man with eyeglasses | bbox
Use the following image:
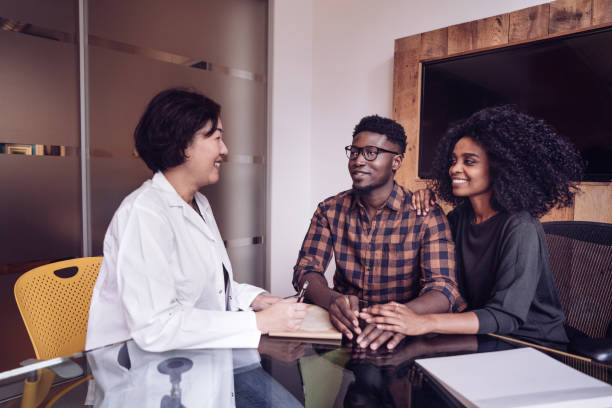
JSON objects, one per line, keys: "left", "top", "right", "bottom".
{"left": 292, "top": 115, "right": 465, "bottom": 350}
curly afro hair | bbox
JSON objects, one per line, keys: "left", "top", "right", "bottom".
{"left": 352, "top": 115, "right": 407, "bottom": 154}
{"left": 431, "top": 105, "right": 584, "bottom": 217}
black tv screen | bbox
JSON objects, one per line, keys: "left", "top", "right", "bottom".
{"left": 419, "top": 26, "right": 612, "bottom": 182}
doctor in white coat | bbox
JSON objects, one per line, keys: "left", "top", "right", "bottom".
{"left": 86, "top": 88, "right": 306, "bottom": 352}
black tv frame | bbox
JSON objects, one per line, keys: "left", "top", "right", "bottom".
{"left": 418, "top": 25, "right": 612, "bottom": 182}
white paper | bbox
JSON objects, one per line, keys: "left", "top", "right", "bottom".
{"left": 416, "top": 347, "right": 612, "bottom": 408}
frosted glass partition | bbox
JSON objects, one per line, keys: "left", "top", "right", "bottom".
{"left": 0, "top": 0, "right": 76, "bottom": 34}
{"left": 88, "top": 0, "right": 266, "bottom": 75}
{"left": 0, "top": 157, "right": 81, "bottom": 264}
{"left": 0, "top": 2, "right": 80, "bottom": 266}
{"left": 0, "top": 32, "right": 79, "bottom": 146}
{"left": 89, "top": 0, "right": 268, "bottom": 287}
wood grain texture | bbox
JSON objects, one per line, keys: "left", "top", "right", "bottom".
{"left": 549, "top": 0, "right": 593, "bottom": 33}
{"left": 448, "top": 22, "right": 474, "bottom": 54}
{"left": 593, "top": 0, "right": 612, "bottom": 24}
{"left": 509, "top": 4, "right": 550, "bottom": 41}
{"left": 393, "top": 35, "right": 422, "bottom": 191}
{"left": 474, "top": 14, "right": 510, "bottom": 48}
{"left": 421, "top": 28, "right": 448, "bottom": 58}
{"left": 393, "top": 35, "right": 421, "bottom": 122}
{"left": 540, "top": 205, "right": 575, "bottom": 222}
{"left": 573, "top": 184, "right": 612, "bottom": 223}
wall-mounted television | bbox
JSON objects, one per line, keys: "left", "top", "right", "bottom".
{"left": 419, "top": 26, "right": 612, "bottom": 182}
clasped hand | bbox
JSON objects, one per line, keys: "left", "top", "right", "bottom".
{"left": 359, "top": 302, "right": 429, "bottom": 337}
{"left": 328, "top": 295, "right": 405, "bottom": 350}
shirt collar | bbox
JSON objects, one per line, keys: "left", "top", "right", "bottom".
{"left": 350, "top": 182, "right": 404, "bottom": 212}
{"left": 151, "top": 171, "right": 190, "bottom": 207}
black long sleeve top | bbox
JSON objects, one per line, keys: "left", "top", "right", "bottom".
{"left": 447, "top": 205, "right": 568, "bottom": 345}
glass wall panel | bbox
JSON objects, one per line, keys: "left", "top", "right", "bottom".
{"left": 88, "top": 0, "right": 266, "bottom": 74}
{"left": 89, "top": 0, "right": 267, "bottom": 287}
{"left": 0, "top": 2, "right": 80, "bottom": 266}
{"left": 0, "top": 157, "right": 81, "bottom": 264}
{"left": 0, "top": 0, "right": 76, "bottom": 34}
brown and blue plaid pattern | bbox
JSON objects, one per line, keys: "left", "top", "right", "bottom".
{"left": 293, "top": 183, "right": 466, "bottom": 311}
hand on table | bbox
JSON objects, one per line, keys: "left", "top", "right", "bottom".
{"left": 355, "top": 323, "right": 406, "bottom": 351}
{"left": 255, "top": 298, "right": 307, "bottom": 334}
{"left": 328, "top": 294, "right": 360, "bottom": 340}
{"left": 251, "top": 293, "right": 282, "bottom": 311}
{"left": 360, "top": 302, "right": 431, "bottom": 337}
{"left": 410, "top": 188, "right": 436, "bottom": 216}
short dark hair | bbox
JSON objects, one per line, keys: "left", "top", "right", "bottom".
{"left": 431, "top": 105, "right": 584, "bottom": 217}
{"left": 352, "top": 115, "right": 407, "bottom": 154}
{"left": 134, "top": 88, "right": 221, "bottom": 172}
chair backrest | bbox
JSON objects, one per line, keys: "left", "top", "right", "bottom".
{"left": 14, "top": 257, "right": 102, "bottom": 360}
{"left": 542, "top": 221, "right": 612, "bottom": 338}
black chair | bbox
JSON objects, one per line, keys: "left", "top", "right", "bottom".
{"left": 542, "top": 221, "right": 612, "bottom": 363}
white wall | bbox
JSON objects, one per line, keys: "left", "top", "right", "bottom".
{"left": 267, "top": 0, "right": 313, "bottom": 295}
{"left": 268, "top": 0, "right": 551, "bottom": 297}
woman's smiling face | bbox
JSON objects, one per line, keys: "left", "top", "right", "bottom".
{"left": 182, "top": 118, "right": 228, "bottom": 188}
{"left": 449, "top": 136, "right": 492, "bottom": 200}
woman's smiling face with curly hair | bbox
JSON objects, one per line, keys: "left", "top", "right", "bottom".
{"left": 450, "top": 137, "right": 492, "bottom": 201}
{"left": 431, "top": 105, "right": 584, "bottom": 217}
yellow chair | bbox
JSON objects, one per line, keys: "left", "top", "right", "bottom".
{"left": 14, "top": 257, "right": 103, "bottom": 408}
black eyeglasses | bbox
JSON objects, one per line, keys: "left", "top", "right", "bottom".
{"left": 345, "top": 145, "right": 400, "bottom": 161}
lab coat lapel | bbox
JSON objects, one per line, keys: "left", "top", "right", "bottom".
{"left": 151, "top": 172, "right": 217, "bottom": 241}
{"left": 193, "top": 194, "right": 233, "bottom": 275}
{"left": 181, "top": 205, "right": 217, "bottom": 241}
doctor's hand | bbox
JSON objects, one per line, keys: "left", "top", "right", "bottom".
{"left": 255, "top": 298, "right": 308, "bottom": 334}
{"left": 251, "top": 293, "right": 282, "bottom": 311}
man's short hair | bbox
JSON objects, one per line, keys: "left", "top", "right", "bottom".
{"left": 352, "top": 115, "right": 407, "bottom": 154}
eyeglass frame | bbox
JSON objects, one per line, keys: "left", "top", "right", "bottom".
{"left": 345, "top": 145, "right": 401, "bottom": 161}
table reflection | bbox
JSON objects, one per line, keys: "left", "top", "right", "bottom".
{"left": 87, "top": 341, "right": 302, "bottom": 408}
{"left": 2, "top": 333, "right": 608, "bottom": 407}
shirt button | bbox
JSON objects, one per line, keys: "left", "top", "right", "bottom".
{"left": 218, "top": 289, "right": 222, "bottom": 294}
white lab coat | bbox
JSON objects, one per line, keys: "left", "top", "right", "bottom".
{"left": 85, "top": 172, "right": 264, "bottom": 351}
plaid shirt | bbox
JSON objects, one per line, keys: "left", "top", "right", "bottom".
{"left": 293, "top": 183, "right": 466, "bottom": 311}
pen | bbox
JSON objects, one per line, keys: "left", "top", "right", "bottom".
{"left": 297, "top": 281, "right": 309, "bottom": 303}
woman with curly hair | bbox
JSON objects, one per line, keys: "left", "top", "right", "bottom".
{"left": 361, "top": 105, "right": 583, "bottom": 345}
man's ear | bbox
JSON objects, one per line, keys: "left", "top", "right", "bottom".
{"left": 391, "top": 154, "right": 403, "bottom": 172}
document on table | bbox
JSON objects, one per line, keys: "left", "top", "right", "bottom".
{"left": 416, "top": 347, "right": 612, "bottom": 408}
{"left": 269, "top": 304, "right": 342, "bottom": 340}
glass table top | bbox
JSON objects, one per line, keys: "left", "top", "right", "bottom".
{"left": 1, "top": 334, "right": 610, "bottom": 407}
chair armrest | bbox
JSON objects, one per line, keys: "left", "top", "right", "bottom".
{"left": 569, "top": 337, "right": 612, "bottom": 363}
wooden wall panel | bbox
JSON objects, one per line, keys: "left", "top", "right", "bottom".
{"left": 448, "top": 23, "right": 474, "bottom": 54}
{"left": 593, "top": 0, "right": 612, "bottom": 24}
{"left": 509, "top": 4, "right": 550, "bottom": 41}
{"left": 421, "top": 28, "right": 448, "bottom": 59}
{"left": 573, "top": 185, "right": 612, "bottom": 222}
{"left": 549, "top": 0, "right": 592, "bottom": 33}
{"left": 473, "top": 14, "right": 510, "bottom": 48}
{"left": 540, "top": 205, "right": 574, "bottom": 222}
{"left": 393, "top": 0, "right": 612, "bottom": 223}
{"left": 393, "top": 35, "right": 421, "bottom": 190}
